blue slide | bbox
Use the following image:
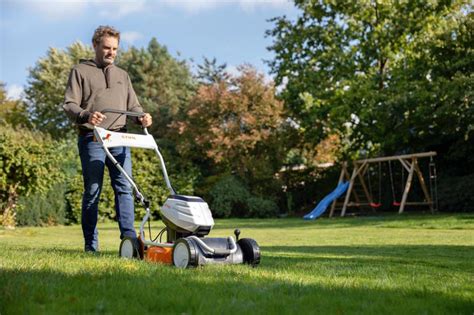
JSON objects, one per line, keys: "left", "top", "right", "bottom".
{"left": 303, "top": 181, "right": 349, "bottom": 220}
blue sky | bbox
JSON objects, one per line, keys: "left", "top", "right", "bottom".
{"left": 0, "top": 0, "right": 298, "bottom": 99}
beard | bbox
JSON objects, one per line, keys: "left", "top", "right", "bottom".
{"left": 102, "top": 56, "right": 114, "bottom": 65}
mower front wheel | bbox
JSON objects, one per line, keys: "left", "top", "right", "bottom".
{"left": 172, "top": 238, "right": 198, "bottom": 268}
{"left": 119, "top": 236, "right": 139, "bottom": 259}
{"left": 238, "top": 238, "right": 261, "bottom": 266}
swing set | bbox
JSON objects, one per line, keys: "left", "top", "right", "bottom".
{"left": 329, "top": 152, "right": 438, "bottom": 217}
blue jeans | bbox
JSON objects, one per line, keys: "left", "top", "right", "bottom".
{"left": 78, "top": 133, "right": 136, "bottom": 251}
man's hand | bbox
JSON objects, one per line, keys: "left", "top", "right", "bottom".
{"left": 88, "top": 111, "right": 107, "bottom": 126}
{"left": 139, "top": 113, "right": 152, "bottom": 127}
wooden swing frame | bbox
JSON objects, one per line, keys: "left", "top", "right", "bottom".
{"left": 329, "top": 151, "right": 437, "bottom": 217}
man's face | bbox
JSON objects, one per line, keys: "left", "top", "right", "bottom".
{"left": 94, "top": 36, "right": 118, "bottom": 66}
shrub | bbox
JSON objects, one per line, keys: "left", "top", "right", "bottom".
{"left": 16, "top": 184, "right": 67, "bottom": 226}
{"left": 247, "top": 197, "right": 279, "bottom": 218}
{"left": 438, "top": 173, "right": 474, "bottom": 212}
{"left": 209, "top": 175, "right": 279, "bottom": 218}
{"left": 0, "top": 126, "right": 71, "bottom": 227}
{"left": 209, "top": 176, "right": 249, "bottom": 217}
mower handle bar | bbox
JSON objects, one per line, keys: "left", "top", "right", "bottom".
{"left": 101, "top": 108, "right": 146, "bottom": 118}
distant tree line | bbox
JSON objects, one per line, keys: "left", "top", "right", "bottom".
{"left": 1, "top": 0, "right": 472, "bottom": 227}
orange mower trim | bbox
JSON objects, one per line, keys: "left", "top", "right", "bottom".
{"left": 145, "top": 246, "right": 173, "bottom": 264}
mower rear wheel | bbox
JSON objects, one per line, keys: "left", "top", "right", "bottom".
{"left": 119, "top": 237, "right": 139, "bottom": 259}
{"left": 238, "top": 238, "right": 260, "bottom": 266}
{"left": 172, "top": 238, "right": 198, "bottom": 268}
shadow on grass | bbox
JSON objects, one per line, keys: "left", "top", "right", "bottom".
{"left": 3, "top": 246, "right": 123, "bottom": 260}
{"left": 1, "top": 259, "right": 472, "bottom": 315}
{"left": 261, "top": 244, "right": 474, "bottom": 272}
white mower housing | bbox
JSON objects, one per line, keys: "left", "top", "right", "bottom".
{"left": 161, "top": 195, "right": 214, "bottom": 234}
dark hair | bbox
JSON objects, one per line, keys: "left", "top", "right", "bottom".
{"left": 92, "top": 25, "right": 120, "bottom": 45}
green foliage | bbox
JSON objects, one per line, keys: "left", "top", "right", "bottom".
{"left": 246, "top": 197, "right": 279, "bottom": 218}
{"left": 196, "top": 57, "right": 229, "bottom": 84}
{"left": 24, "top": 42, "right": 94, "bottom": 138}
{"left": 438, "top": 174, "right": 474, "bottom": 212}
{"left": 174, "top": 66, "right": 286, "bottom": 216}
{"left": 267, "top": 0, "right": 471, "bottom": 159}
{"left": 0, "top": 82, "right": 31, "bottom": 128}
{"left": 0, "top": 125, "right": 68, "bottom": 201}
{"left": 209, "top": 176, "right": 249, "bottom": 217}
{"left": 16, "top": 184, "right": 67, "bottom": 226}
{"left": 209, "top": 175, "right": 278, "bottom": 218}
{"left": 0, "top": 126, "right": 73, "bottom": 226}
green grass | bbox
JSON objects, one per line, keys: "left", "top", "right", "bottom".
{"left": 1, "top": 214, "right": 473, "bottom": 314}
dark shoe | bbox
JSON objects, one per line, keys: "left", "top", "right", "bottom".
{"left": 85, "top": 245, "right": 99, "bottom": 254}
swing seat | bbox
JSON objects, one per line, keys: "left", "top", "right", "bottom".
{"left": 370, "top": 202, "right": 382, "bottom": 208}
{"left": 392, "top": 201, "right": 401, "bottom": 206}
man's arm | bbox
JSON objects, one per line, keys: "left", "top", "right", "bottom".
{"left": 63, "top": 68, "right": 91, "bottom": 124}
{"left": 126, "top": 74, "right": 152, "bottom": 127}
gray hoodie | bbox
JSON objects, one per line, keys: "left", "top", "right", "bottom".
{"left": 63, "top": 59, "right": 143, "bottom": 131}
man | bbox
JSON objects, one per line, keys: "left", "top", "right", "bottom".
{"left": 63, "top": 25, "right": 152, "bottom": 252}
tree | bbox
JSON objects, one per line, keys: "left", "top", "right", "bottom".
{"left": 172, "top": 65, "right": 285, "bottom": 216}
{"left": 0, "top": 82, "right": 30, "bottom": 128}
{"left": 386, "top": 8, "right": 474, "bottom": 172}
{"left": 266, "top": 0, "right": 471, "bottom": 160}
{"left": 196, "top": 57, "right": 230, "bottom": 84}
{"left": 24, "top": 42, "right": 93, "bottom": 138}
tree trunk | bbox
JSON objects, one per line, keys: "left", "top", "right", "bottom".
{"left": 2, "top": 183, "right": 19, "bottom": 229}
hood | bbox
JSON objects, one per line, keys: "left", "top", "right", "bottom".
{"left": 79, "top": 59, "right": 114, "bottom": 69}
{"left": 79, "top": 59, "right": 114, "bottom": 88}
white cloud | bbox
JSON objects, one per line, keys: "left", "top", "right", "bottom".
{"left": 161, "top": 0, "right": 293, "bottom": 14}
{"left": 6, "top": 84, "right": 24, "bottom": 100}
{"left": 238, "top": 0, "right": 293, "bottom": 13}
{"left": 121, "top": 31, "right": 144, "bottom": 45}
{"left": 16, "top": 0, "right": 88, "bottom": 20}
{"left": 10, "top": 0, "right": 293, "bottom": 20}
{"left": 11, "top": 0, "right": 147, "bottom": 20}
{"left": 161, "top": 0, "right": 218, "bottom": 14}
{"left": 97, "top": 0, "right": 147, "bottom": 19}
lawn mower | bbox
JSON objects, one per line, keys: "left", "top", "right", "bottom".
{"left": 93, "top": 109, "right": 260, "bottom": 268}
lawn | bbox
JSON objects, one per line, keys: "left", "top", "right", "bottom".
{"left": 1, "top": 214, "right": 473, "bottom": 314}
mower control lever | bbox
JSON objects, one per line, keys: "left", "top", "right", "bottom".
{"left": 234, "top": 229, "right": 240, "bottom": 241}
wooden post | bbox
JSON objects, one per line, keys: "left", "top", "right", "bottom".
{"left": 341, "top": 165, "right": 357, "bottom": 217}
{"left": 414, "top": 159, "right": 434, "bottom": 213}
{"left": 341, "top": 161, "right": 367, "bottom": 217}
{"left": 356, "top": 162, "right": 374, "bottom": 207}
{"left": 399, "top": 158, "right": 415, "bottom": 214}
{"left": 329, "top": 162, "right": 347, "bottom": 218}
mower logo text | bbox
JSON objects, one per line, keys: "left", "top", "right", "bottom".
{"left": 121, "top": 135, "right": 137, "bottom": 140}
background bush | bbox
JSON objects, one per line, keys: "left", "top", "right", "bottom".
{"left": 438, "top": 174, "right": 474, "bottom": 213}
{"left": 16, "top": 184, "right": 67, "bottom": 226}
{"left": 209, "top": 175, "right": 279, "bottom": 218}
{"left": 0, "top": 125, "right": 72, "bottom": 226}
